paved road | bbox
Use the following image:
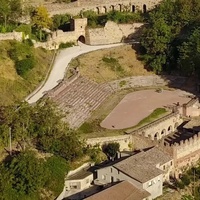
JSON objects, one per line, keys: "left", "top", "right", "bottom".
{"left": 26, "top": 42, "right": 122, "bottom": 103}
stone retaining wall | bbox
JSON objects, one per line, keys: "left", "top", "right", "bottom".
{"left": 87, "top": 135, "right": 133, "bottom": 151}
{"left": 0, "top": 31, "right": 23, "bottom": 42}
{"left": 107, "top": 75, "right": 187, "bottom": 91}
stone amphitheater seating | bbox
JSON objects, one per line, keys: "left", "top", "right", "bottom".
{"left": 50, "top": 76, "right": 112, "bottom": 128}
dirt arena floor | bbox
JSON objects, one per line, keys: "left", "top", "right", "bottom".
{"left": 100, "top": 89, "right": 192, "bottom": 130}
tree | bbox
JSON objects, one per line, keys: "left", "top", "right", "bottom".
{"left": 31, "top": 6, "right": 52, "bottom": 41}
{"left": 51, "top": 13, "right": 70, "bottom": 31}
{"left": 0, "top": 0, "right": 11, "bottom": 31}
{"left": 7, "top": 150, "right": 46, "bottom": 199}
{"left": 103, "top": 142, "right": 120, "bottom": 160}
{"left": 44, "top": 156, "right": 69, "bottom": 196}
{"left": 9, "top": 0, "right": 22, "bottom": 23}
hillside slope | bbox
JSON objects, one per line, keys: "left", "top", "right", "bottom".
{"left": 0, "top": 41, "right": 54, "bottom": 106}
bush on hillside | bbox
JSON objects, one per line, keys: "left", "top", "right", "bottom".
{"left": 16, "top": 57, "right": 35, "bottom": 77}
{"left": 15, "top": 24, "right": 32, "bottom": 36}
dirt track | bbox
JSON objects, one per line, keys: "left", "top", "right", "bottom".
{"left": 100, "top": 89, "right": 192, "bottom": 129}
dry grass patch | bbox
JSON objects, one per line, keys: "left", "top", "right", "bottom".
{"left": 68, "top": 44, "right": 153, "bottom": 83}
{"left": 0, "top": 41, "right": 54, "bottom": 106}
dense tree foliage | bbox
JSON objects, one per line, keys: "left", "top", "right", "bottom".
{"left": 31, "top": 6, "right": 52, "bottom": 41}
{"left": 51, "top": 13, "right": 71, "bottom": 31}
{"left": 0, "top": 0, "right": 22, "bottom": 32}
{"left": 140, "top": 0, "right": 200, "bottom": 76}
{"left": 0, "top": 151, "right": 69, "bottom": 200}
{"left": 0, "top": 99, "right": 86, "bottom": 199}
{"left": 82, "top": 10, "right": 144, "bottom": 28}
{"left": 0, "top": 100, "right": 85, "bottom": 160}
{"left": 102, "top": 142, "right": 120, "bottom": 160}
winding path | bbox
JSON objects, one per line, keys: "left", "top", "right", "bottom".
{"left": 26, "top": 42, "right": 122, "bottom": 104}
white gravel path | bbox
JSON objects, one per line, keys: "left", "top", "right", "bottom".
{"left": 26, "top": 42, "right": 122, "bottom": 103}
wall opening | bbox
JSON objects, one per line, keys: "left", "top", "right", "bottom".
{"left": 111, "top": 5, "right": 115, "bottom": 11}
{"left": 132, "top": 5, "right": 135, "bottom": 12}
{"left": 143, "top": 4, "right": 147, "bottom": 13}
{"left": 119, "top": 4, "right": 122, "bottom": 12}
{"left": 154, "top": 133, "right": 159, "bottom": 140}
{"left": 96, "top": 7, "right": 100, "bottom": 14}
{"left": 168, "top": 125, "right": 173, "bottom": 133}
{"left": 78, "top": 35, "right": 85, "bottom": 43}
{"left": 161, "top": 129, "right": 166, "bottom": 136}
{"left": 103, "top": 6, "right": 107, "bottom": 13}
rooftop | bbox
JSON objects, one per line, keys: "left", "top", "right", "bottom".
{"left": 114, "top": 147, "right": 172, "bottom": 183}
{"left": 84, "top": 181, "right": 150, "bottom": 200}
{"left": 67, "top": 167, "right": 93, "bottom": 180}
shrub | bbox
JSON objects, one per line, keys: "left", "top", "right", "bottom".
{"left": 9, "top": 42, "right": 33, "bottom": 62}
{"left": 59, "top": 42, "right": 74, "bottom": 49}
{"left": 15, "top": 57, "right": 35, "bottom": 77}
{"left": 119, "top": 80, "right": 127, "bottom": 87}
{"left": 15, "top": 24, "right": 32, "bottom": 36}
{"left": 102, "top": 56, "right": 124, "bottom": 73}
{"left": 181, "top": 174, "right": 191, "bottom": 186}
{"left": 176, "top": 180, "right": 185, "bottom": 189}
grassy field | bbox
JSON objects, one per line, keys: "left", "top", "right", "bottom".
{"left": 68, "top": 45, "right": 153, "bottom": 83}
{"left": 0, "top": 41, "right": 54, "bottom": 106}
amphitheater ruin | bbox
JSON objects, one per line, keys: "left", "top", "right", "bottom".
{"left": 4, "top": 0, "right": 200, "bottom": 180}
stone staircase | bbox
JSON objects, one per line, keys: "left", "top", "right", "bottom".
{"left": 50, "top": 76, "right": 112, "bottom": 128}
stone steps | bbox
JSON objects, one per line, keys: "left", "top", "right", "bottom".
{"left": 49, "top": 76, "right": 112, "bottom": 128}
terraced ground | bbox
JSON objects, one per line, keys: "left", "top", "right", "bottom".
{"left": 49, "top": 76, "right": 112, "bottom": 128}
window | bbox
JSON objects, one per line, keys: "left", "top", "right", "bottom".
{"left": 148, "top": 181, "right": 152, "bottom": 187}
{"left": 163, "top": 165, "right": 165, "bottom": 170}
{"left": 70, "top": 182, "right": 78, "bottom": 189}
{"left": 170, "top": 161, "right": 173, "bottom": 166}
{"left": 111, "top": 168, "right": 113, "bottom": 173}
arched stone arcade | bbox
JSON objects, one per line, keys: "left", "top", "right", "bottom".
{"left": 134, "top": 113, "right": 182, "bottom": 141}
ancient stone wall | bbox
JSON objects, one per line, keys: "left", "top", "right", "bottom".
{"left": 126, "top": 112, "right": 182, "bottom": 140}
{"left": 163, "top": 132, "right": 200, "bottom": 175}
{"left": 85, "top": 22, "right": 144, "bottom": 45}
{"left": 45, "top": 0, "right": 162, "bottom": 16}
{"left": 33, "top": 20, "right": 144, "bottom": 49}
{"left": 86, "top": 135, "right": 133, "bottom": 151}
{"left": 0, "top": 31, "right": 23, "bottom": 42}
{"left": 106, "top": 75, "right": 187, "bottom": 91}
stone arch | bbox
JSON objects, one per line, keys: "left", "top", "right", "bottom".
{"left": 96, "top": 7, "right": 100, "bottom": 14}
{"left": 78, "top": 35, "right": 85, "bottom": 43}
{"left": 110, "top": 5, "right": 115, "bottom": 11}
{"left": 132, "top": 5, "right": 135, "bottom": 12}
{"left": 103, "top": 6, "right": 107, "bottom": 13}
{"left": 168, "top": 125, "right": 173, "bottom": 133}
{"left": 143, "top": 4, "right": 147, "bottom": 13}
{"left": 161, "top": 129, "right": 166, "bottom": 137}
{"left": 154, "top": 132, "right": 159, "bottom": 140}
{"left": 118, "top": 4, "right": 122, "bottom": 12}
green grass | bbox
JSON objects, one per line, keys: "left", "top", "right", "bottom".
{"left": 136, "top": 108, "right": 168, "bottom": 127}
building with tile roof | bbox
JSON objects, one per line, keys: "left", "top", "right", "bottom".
{"left": 84, "top": 181, "right": 151, "bottom": 200}
{"left": 95, "top": 147, "right": 173, "bottom": 199}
